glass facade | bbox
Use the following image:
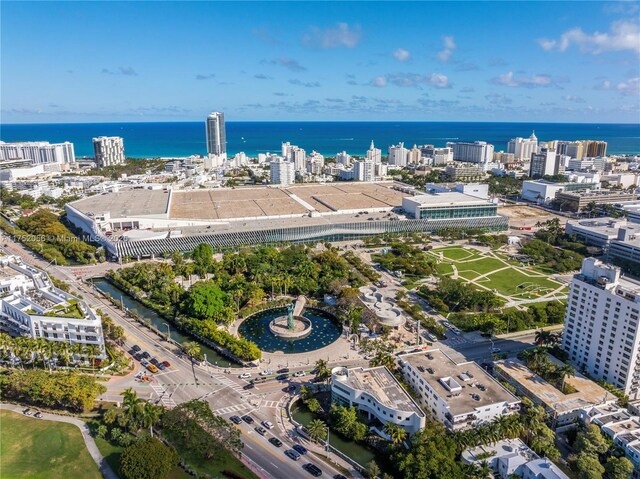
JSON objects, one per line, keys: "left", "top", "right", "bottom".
{"left": 419, "top": 205, "right": 498, "bottom": 220}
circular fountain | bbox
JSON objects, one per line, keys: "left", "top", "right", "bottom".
{"left": 268, "top": 302, "right": 313, "bottom": 339}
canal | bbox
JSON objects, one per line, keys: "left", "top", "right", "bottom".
{"left": 91, "top": 277, "right": 238, "bottom": 368}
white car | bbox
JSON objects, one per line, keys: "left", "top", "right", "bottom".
{"left": 262, "top": 420, "right": 274, "bottom": 429}
{"left": 260, "top": 369, "right": 273, "bottom": 376}
{"left": 293, "top": 371, "right": 305, "bottom": 377}
{"left": 491, "top": 347, "right": 501, "bottom": 353}
{"left": 239, "top": 372, "right": 252, "bottom": 379}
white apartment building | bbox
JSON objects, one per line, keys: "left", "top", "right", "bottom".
{"left": 306, "top": 151, "right": 324, "bottom": 175}
{"left": 353, "top": 159, "right": 375, "bottom": 182}
{"left": 407, "top": 145, "right": 421, "bottom": 165}
{"left": 331, "top": 366, "right": 426, "bottom": 435}
{"left": 563, "top": 258, "right": 640, "bottom": 400}
{"left": 206, "top": 112, "right": 226, "bottom": 156}
{"left": 93, "top": 136, "right": 125, "bottom": 167}
{"left": 0, "top": 256, "right": 105, "bottom": 358}
{"left": 507, "top": 132, "right": 538, "bottom": 161}
{"left": 400, "top": 349, "right": 520, "bottom": 430}
{"left": 269, "top": 158, "right": 295, "bottom": 186}
{"left": 447, "top": 141, "right": 495, "bottom": 165}
{"left": 529, "top": 148, "right": 561, "bottom": 178}
{"left": 388, "top": 142, "right": 408, "bottom": 167}
{"left": 0, "top": 141, "right": 76, "bottom": 165}
{"left": 366, "top": 140, "right": 382, "bottom": 164}
{"left": 336, "top": 151, "right": 351, "bottom": 166}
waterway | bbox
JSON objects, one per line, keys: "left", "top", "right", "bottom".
{"left": 90, "top": 277, "right": 237, "bottom": 368}
{"left": 290, "top": 401, "right": 376, "bottom": 468}
{"left": 238, "top": 307, "right": 341, "bottom": 354}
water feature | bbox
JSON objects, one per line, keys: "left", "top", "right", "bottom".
{"left": 91, "top": 278, "right": 237, "bottom": 368}
{"left": 238, "top": 307, "right": 341, "bottom": 353}
{"left": 290, "top": 401, "right": 376, "bottom": 467}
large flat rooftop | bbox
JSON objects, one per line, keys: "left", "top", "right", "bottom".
{"left": 336, "top": 366, "right": 424, "bottom": 415}
{"left": 496, "top": 357, "right": 615, "bottom": 414}
{"left": 404, "top": 192, "right": 493, "bottom": 207}
{"left": 71, "top": 188, "right": 170, "bottom": 217}
{"left": 401, "top": 349, "right": 519, "bottom": 416}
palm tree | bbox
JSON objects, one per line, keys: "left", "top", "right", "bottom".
{"left": 183, "top": 341, "right": 201, "bottom": 361}
{"left": 33, "top": 338, "right": 48, "bottom": 369}
{"left": 85, "top": 344, "right": 100, "bottom": 373}
{"left": 534, "top": 329, "right": 553, "bottom": 347}
{"left": 121, "top": 387, "right": 143, "bottom": 428}
{"left": 314, "top": 359, "right": 330, "bottom": 384}
{"left": 370, "top": 352, "right": 395, "bottom": 371}
{"left": 478, "top": 460, "right": 492, "bottom": 478}
{"left": 140, "top": 402, "right": 163, "bottom": 437}
{"left": 0, "top": 332, "right": 13, "bottom": 359}
{"left": 306, "top": 419, "right": 328, "bottom": 442}
{"left": 383, "top": 422, "right": 407, "bottom": 446}
{"left": 557, "top": 363, "right": 576, "bottom": 393}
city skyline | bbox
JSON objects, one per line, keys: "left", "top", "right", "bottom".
{"left": 1, "top": 1, "right": 639, "bottom": 124}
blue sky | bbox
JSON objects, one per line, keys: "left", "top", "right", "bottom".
{"left": 2, "top": 1, "right": 639, "bottom": 123}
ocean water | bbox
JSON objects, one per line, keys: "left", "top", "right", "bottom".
{"left": 1, "top": 121, "right": 639, "bottom": 158}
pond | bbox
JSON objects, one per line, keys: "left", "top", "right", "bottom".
{"left": 90, "top": 278, "right": 238, "bottom": 368}
{"left": 290, "top": 401, "right": 376, "bottom": 468}
{"left": 238, "top": 307, "right": 341, "bottom": 353}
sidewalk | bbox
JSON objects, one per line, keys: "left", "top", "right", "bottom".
{"left": 0, "top": 403, "right": 118, "bottom": 479}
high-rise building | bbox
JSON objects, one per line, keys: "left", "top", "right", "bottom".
{"left": 529, "top": 148, "right": 561, "bottom": 178}
{"left": 306, "top": 151, "right": 324, "bottom": 174}
{"left": 562, "top": 258, "right": 640, "bottom": 400}
{"left": 507, "top": 132, "right": 538, "bottom": 161}
{"left": 336, "top": 151, "right": 351, "bottom": 166}
{"left": 354, "top": 159, "right": 375, "bottom": 182}
{"left": 565, "top": 141, "right": 584, "bottom": 160}
{"left": 407, "top": 144, "right": 421, "bottom": 164}
{"left": 0, "top": 141, "right": 75, "bottom": 165}
{"left": 269, "top": 158, "right": 295, "bottom": 186}
{"left": 447, "top": 141, "right": 494, "bottom": 164}
{"left": 366, "top": 140, "right": 382, "bottom": 164}
{"left": 583, "top": 140, "right": 608, "bottom": 158}
{"left": 92, "top": 136, "right": 125, "bottom": 167}
{"left": 206, "top": 112, "right": 226, "bottom": 156}
{"left": 388, "top": 142, "right": 408, "bottom": 167}
{"left": 292, "top": 147, "right": 307, "bottom": 172}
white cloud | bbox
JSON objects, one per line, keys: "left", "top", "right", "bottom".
{"left": 371, "top": 76, "right": 387, "bottom": 87}
{"left": 562, "top": 95, "right": 586, "bottom": 103}
{"left": 393, "top": 48, "right": 410, "bottom": 62}
{"left": 595, "top": 79, "right": 613, "bottom": 90}
{"left": 538, "top": 20, "right": 640, "bottom": 55}
{"left": 428, "top": 73, "right": 450, "bottom": 88}
{"left": 437, "top": 35, "right": 456, "bottom": 62}
{"left": 617, "top": 77, "right": 640, "bottom": 96}
{"left": 266, "top": 57, "right": 307, "bottom": 72}
{"left": 492, "top": 71, "right": 556, "bottom": 88}
{"left": 302, "top": 23, "right": 361, "bottom": 48}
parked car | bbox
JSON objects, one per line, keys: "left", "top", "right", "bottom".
{"left": 285, "top": 449, "right": 301, "bottom": 461}
{"left": 293, "top": 371, "right": 305, "bottom": 378}
{"left": 229, "top": 416, "right": 242, "bottom": 425}
{"left": 132, "top": 344, "right": 141, "bottom": 352}
{"left": 276, "top": 374, "right": 289, "bottom": 381}
{"left": 242, "top": 415, "right": 254, "bottom": 424}
{"left": 34, "top": 412, "right": 43, "bottom": 419}
{"left": 255, "top": 426, "right": 267, "bottom": 436}
{"left": 268, "top": 437, "right": 283, "bottom": 448}
{"left": 303, "top": 463, "right": 323, "bottom": 476}
{"left": 162, "top": 360, "right": 171, "bottom": 368}
{"left": 260, "top": 369, "right": 273, "bottom": 376}
{"left": 262, "top": 420, "right": 274, "bottom": 429}
{"left": 239, "top": 372, "right": 252, "bottom": 379}
{"left": 23, "top": 409, "right": 31, "bottom": 416}
{"left": 292, "top": 444, "right": 308, "bottom": 455}
{"left": 276, "top": 368, "right": 290, "bottom": 374}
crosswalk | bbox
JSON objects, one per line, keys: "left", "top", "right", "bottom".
{"left": 261, "top": 400, "right": 279, "bottom": 408}
{"left": 213, "top": 402, "right": 253, "bottom": 415}
{"left": 150, "top": 383, "right": 177, "bottom": 409}
{"left": 211, "top": 373, "right": 251, "bottom": 395}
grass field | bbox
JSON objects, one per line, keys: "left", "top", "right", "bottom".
{"left": 429, "top": 245, "right": 566, "bottom": 301}
{"left": 0, "top": 411, "right": 102, "bottom": 479}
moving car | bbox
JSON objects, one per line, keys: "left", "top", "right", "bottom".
{"left": 260, "top": 369, "right": 273, "bottom": 376}
{"left": 292, "top": 444, "right": 308, "bottom": 455}
{"left": 276, "top": 368, "right": 290, "bottom": 374}
{"left": 334, "top": 475, "right": 347, "bottom": 479}
{"left": 229, "top": 416, "right": 242, "bottom": 424}
{"left": 157, "top": 362, "right": 166, "bottom": 371}
{"left": 162, "top": 360, "right": 171, "bottom": 368}
{"left": 132, "top": 344, "right": 141, "bottom": 352}
{"left": 243, "top": 383, "right": 255, "bottom": 390}
{"left": 150, "top": 357, "right": 160, "bottom": 366}
{"left": 239, "top": 372, "right": 252, "bottom": 379}
{"left": 303, "top": 463, "right": 323, "bottom": 476}
{"left": 141, "top": 351, "right": 151, "bottom": 359}
{"left": 242, "top": 415, "right": 254, "bottom": 424}
{"left": 147, "top": 364, "right": 159, "bottom": 373}
{"left": 268, "top": 437, "right": 283, "bottom": 447}
{"left": 293, "top": 371, "right": 305, "bottom": 377}
{"left": 254, "top": 426, "right": 267, "bottom": 436}
{"left": 491, "top": 347, "right": 502, "bottom": 353}
{"left": 285, "top": 449, "right": 301, "bottom": 461}
{"left": 262, "top": 420, "right": 274, "bottom": 429}
{"left": 276, "top": 374, "right": 289, "bottom": 381}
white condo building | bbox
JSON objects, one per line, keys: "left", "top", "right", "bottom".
{"left": 388, "top": 142, "right": 408, "bottom": 167}
{"left": 529, "top": 148, "right": 561, "bottom": 178}
{"left": 336, "top": 151, "right": 351, "bottom": 166}
{"left": 353, "top": 159, "right": 375, "bottom": 182}
{"left": 447, "top": 141, "right": 495, "bottom": 165}
{"left": 331, "top": 366, "right": 426, "bottom": 435}
{"left": 400, "top": 349, "right": 520, "bottom": 430}
{"left": 269, "top": 158, "right": 295, "bottom": 186}
{"left": 0, "top": 255, "right": 105, "bottom": 358}
{"left": 93, "top": 136, "right": 125, "bottom": 167}
{"left": 0, "top": 141, "right": 75, "bottom": 165}
{"left": 366, "top": 140, "right": 382, "bottom": 164}
{"left": 206, "top": 112, "right": 226, "bottom": 156}
{"left": 563, "top": 258, "right": 640, "bottom": 400}
{"left": 507, "top": 132, "right": 538, "bottom": 161}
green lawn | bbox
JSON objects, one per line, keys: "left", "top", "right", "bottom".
{"left": 437, "top": 247, "right": 480, "bottom": 261}
{"left": 0, "top": 410, "right": 102, "bottom": 479}
{"left": 435, "top": 262, "right": 454, "bottom": 276}
{"left": 482, "top": 268, "right": 564, "bottom": 298}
